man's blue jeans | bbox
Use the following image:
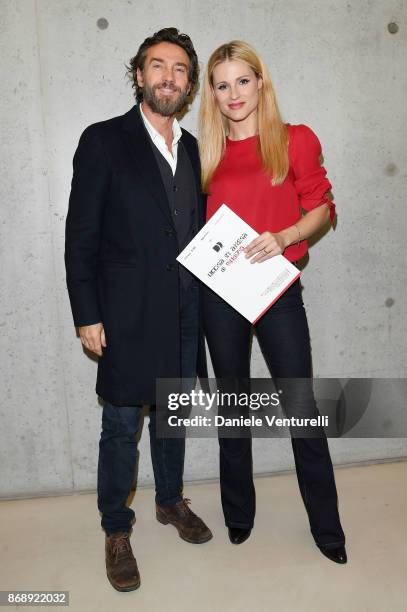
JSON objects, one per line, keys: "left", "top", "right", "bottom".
{"left": 97, "top": 282, "right": 199, "bottom": 535}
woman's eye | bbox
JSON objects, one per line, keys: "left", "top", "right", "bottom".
{"left": 240, "top": 78, "right": 250, "bottom": 85}
{"left": 217, "top": 84, "right": 227, "bottom": 91}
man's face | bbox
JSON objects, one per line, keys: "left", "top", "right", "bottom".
{"left": 137, "top": 42, "right": 191, "bottom": 116}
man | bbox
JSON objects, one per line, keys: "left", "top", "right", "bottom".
{"left": 65, "top": 27, "right": 212, "bottom": 593}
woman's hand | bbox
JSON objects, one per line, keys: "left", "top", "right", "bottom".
{"left": 244, "top": 231, "right": 288, "bottom": 263}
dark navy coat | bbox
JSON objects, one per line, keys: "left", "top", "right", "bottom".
{"left": 65, "top": 105, "right": 207, "bottom": 405}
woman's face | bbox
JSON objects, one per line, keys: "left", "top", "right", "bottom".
{"left": 211, "top": 60, "right": 262, "bottom": 124}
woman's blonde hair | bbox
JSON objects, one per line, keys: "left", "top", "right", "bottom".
{"left": 198, "top": 40, "right": 289, "bottom": 193}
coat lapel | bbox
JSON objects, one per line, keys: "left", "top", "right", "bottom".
{"left": 180, "top": 130, "right": 206, "bottom": 229}
{"left": 122, "top": 104, "right": 174, "bottom": 227}
{"left": 180, "top": 132, "right": 200, "bottom": 189}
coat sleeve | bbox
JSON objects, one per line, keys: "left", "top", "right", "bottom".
{"left": 291, "top": 124, "right": 336, "bottom": 224}
{"left": 64, "top": 125, "right": 109, "bottom": 327}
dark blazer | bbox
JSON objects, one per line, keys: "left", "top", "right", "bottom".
{"left": 65, "top": 104, "right": 207, "bottom": 405}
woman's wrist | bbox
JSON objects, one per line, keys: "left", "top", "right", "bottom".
{"left": 278, "top": 225, "right": 300, "bottom": 250}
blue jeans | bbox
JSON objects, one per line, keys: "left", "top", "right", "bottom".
{"left": 97, "top": 282, "right": 199, "bottom": 535}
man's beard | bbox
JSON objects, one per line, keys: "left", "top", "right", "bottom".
{"left": 142, "top": 80, "right": 189, "bottom": 116}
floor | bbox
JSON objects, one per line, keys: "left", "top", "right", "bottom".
{"left": 1, "top": 461, "right": 406, "bottom": 612}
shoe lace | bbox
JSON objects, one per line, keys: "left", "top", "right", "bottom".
{"left": 111, "top": 533, "right": 132, "bottom": 562}
{"left": 178, "top": 497, "right": 193, "bottom": 516}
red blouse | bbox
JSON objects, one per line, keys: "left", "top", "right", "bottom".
{"left": 206, "top": 124, "right": 335, "bottom": 262}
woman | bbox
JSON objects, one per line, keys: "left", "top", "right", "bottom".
{"left": 198, "top": 41, "right": 347, "bottom": 564}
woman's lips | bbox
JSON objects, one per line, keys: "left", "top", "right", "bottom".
{"left": 228, "top": 102, "right": 245, "bottom": 109}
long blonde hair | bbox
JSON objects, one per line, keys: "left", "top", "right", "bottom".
{"left": 198, "top": 40, "right": 289, "bottom": 193}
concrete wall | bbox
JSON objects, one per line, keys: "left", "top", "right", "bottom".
{"left": 1, "top": 0, "right": 406, "bottom": 498}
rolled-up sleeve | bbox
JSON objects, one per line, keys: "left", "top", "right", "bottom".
{"left": 291, "top": 124, "right": 336, "bottom": 224}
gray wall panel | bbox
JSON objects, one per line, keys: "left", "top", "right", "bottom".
{"left": 1, "top": 0, "right": 406, "bottom": 497}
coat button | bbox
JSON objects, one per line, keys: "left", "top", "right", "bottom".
{"left": 166, "top": 264, "right": 175, "bottom": 272}
{"left": 174, "top": 208, "right": 179, "bottom": 216}
{"left": 164, "top": 229, "right": 174, "bottom": 236}
{"left": 173, "top": 185, "right": 178, "bottom": 192}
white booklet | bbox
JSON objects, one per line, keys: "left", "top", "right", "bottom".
{"left": 177, "top": 204, "right": 301, "bottom": 323}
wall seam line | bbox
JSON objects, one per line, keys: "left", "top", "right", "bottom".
{"left": 33, "top": 0, "right": 75, "bottom": 492}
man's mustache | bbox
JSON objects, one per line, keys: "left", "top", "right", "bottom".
{"left": 154, "top": 81, "right": 181, "bottom": 92}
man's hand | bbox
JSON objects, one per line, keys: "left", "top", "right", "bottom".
{"left": 78, "top": 322, "right": 106, "bottom": 357}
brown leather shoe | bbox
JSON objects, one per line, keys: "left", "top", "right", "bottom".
{"left": 105, "top": 531, "right": 140, "bottom": 591}
{"left": 156, "top": 498, "right": 213, "bottom": 544}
